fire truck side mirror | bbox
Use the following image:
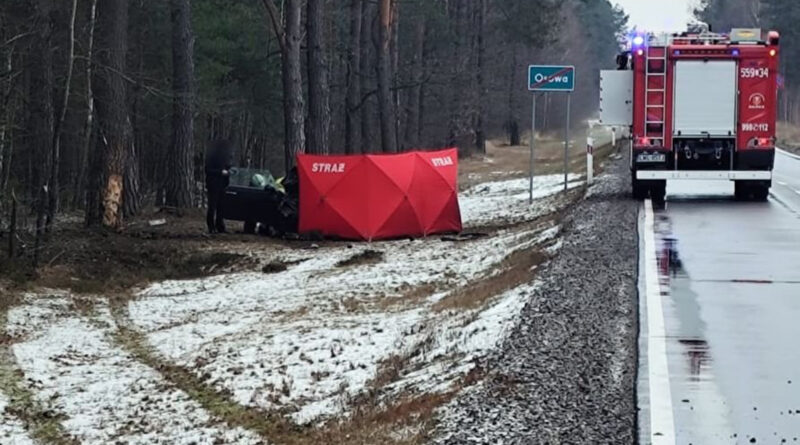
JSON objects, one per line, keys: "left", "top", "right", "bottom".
{"left": 616, "top": 52, "right": 630, "bottom": 71}
{"left": 768, "top": 31, "right": 780, "bottom": 46}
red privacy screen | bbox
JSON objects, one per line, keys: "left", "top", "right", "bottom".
{"left": 297, "top": 148, "right": 462, "bottom": 241}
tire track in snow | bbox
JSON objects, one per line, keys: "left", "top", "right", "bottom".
{"left": 0, "top": 296, "right": 78, "bottom": 445}
{"left": 6, "top": 296, "right": 265, "bottom": 444}
{"left": 108, "top": 301, "right": 300, "bottom": 442}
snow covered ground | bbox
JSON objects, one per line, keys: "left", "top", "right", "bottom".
{"left": 126, "top": 221, "right": 559, "bottom": 424}
{"left": 461, "top": 174, "right": 582, "bottom": 227}
{"left": 6, "top": 296, "right": 263, "bottom": 444}
{"left": 1, "top": 172, "right": 578, "bottom": 440}
{"left": 0, "top": 392, "right": 35, "bottom": 445}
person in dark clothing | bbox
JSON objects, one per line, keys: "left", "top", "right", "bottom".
{"left": 205, "top": 139, "right": 233, "bottom": 234}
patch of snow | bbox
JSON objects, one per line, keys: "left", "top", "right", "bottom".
{"left": 6, "top": 294, "right": 71, "bottom": 340}
{"left": 8, "top": 301, "right": 263, "bottom": 444}
{"left": 387, "top": 281, "right": 540, "bottom": 396}
{"left": 0, "top": 392, "right": 35, "bottom": 445}
{"left": 545, "top": 239, "right": 564, "bottom": 255}
{"left": 460, "top": 174, "right": 582, "bottom": 227}
{"left": 447, "top": 283, "right": 534, "bottom": 355}
{"left": 535, "top": 225, "right": 561, "bottom": 244}
{"left": 187, "top": 310, "right": 425, "bottom": 425}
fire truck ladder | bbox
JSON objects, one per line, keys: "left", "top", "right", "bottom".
{"left": 644, "top": 47, "right": 666, "bottom": 147}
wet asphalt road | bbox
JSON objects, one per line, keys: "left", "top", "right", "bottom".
{"left": 639, "top": 150, "right": 800, "bottom": 444}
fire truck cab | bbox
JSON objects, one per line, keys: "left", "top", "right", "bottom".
{"left": 600, "top": 25, "right": 780, "bottom": 201}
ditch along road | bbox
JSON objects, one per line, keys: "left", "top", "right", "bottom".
{"left": 638, "top": 149, "right": 800, "bottom": 444}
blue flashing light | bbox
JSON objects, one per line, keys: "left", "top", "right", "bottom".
{"left": 632, "top": 35, "right": 645, "bottom": 46}
{"left": 732, "top": 49, "right": 740, "bottom": 56}
{"left": 674, "top": 50, "right": 681, "bottom": 56}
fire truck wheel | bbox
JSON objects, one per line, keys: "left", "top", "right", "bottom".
{"left": 735, "top": 182, "right": 769, "bottom": 201}
{"left": 632, "top": 178, "right": 648, "bottom": 200}
{"left": 650, "top": 181, "right": 667, "bottom": 203}
{"left": 734, "top": 181, "right": 749, "bottom": 201}
{"left": 752, "top": 185, "right": 769, "bottom": 202}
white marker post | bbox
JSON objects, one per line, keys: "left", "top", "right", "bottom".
{"left": 612, "top": 127, "right": 617, "bottom": 149}
{"left": 587, "top": 136, "right": 594, "bottom": 185}
{"left": 529, "top": 94, "right": 537, "bottom": 204}
{"left": 563, "top": 93, "right": 571, "bottom": 191}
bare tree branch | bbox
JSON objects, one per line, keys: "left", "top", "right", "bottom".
{"left": 260, "top": 0, "right": 286, "bottom": 54}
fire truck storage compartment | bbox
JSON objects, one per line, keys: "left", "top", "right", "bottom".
{"left": 600, "top": 70, "right": 633, "bottom": 126}
{"left": 673, "top": 60, "right": 737, "bottom": 138}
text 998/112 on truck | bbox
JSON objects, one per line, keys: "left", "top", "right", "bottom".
{"left": 600, "top": 25, "right": 780, "bottom": 202}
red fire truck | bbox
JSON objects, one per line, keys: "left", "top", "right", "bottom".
{"left": 600, "top": 25, "right": 780, "bottom": 201}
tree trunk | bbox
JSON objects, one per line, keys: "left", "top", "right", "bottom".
{"left": 47, "top": 0, "right": 78, "bottom": 228}
{"left": 75, "top": 0, "right": 98, "bottom": 209}
{"left": 447, "top": 0, "right": 468, "bottom": 151}
{"left": 306, "top": 0, "right": 331, "bottom": 154}
{"left": 404, "top": 17, "right": 425, "bottom": 149}
{"left": 391, "top": 0, "right": 401, "bottom": 150}
{"left": 0, "top": 44, "right": 14, "bottom": 198}
{"left": 29, "top": 0, "right": 55, "bottom": 266}
{"left": 345, "top": 0, "right": 362, "bottom": 154}
{"left": 8, "top": 191, "right": 16, "bottom": 259}
{"left": 124, "top": 141, "right": 141, "bottom": 217}
{"left": 262, "top": 0, "right": 305, "bottom": 172}
{"left": 474, "top": 0, "right": 487, "bottom": 154}
{"left": 506, "top": 43, "right": 520, "bottom": 146}
{"left": 360, "top": 0, "right": 376, "bottom": 153}
{"left": 93, "top": 0, "right": 132, "bottom": 229}
{"left": 376, "top": 0, "right": 397, "bottom": 153}
{"left": 166, "top": 0, "right": 195, "bottom": 208}
{"left": 283, "top": 0, "right": 305, "bottom": 172}
{"left": 306, "top": 0, "right": 330, "bottom": 155}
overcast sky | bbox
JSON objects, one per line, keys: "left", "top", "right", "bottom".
{"left": 614, "top": 0, "right": 699, "bottom": 32}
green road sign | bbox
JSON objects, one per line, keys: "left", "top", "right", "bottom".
{"left": 528, "top": 65, "right": 575, "bottom": 92}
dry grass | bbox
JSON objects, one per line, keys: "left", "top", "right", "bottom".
{"left": 459, "top": 129, "right": 617, "bottom": 190}
{"left": 778, "top": 121, "right": 800, "bottom": 154}
{"left": 433, "top": 245, "right": 549, "bottom": 313}
{"left": 336, "top": 249, "right": 384, "bottom": 268}
{"left": 459, "top": 137, "right": 562, "bottom": 191}
{"left": 432, "top": 208, "right": 570, "bottom": 314}
{"left": 274, "top": 305, "right": 311, "bottom": 322}
{"left": 333, "top": 282, "right": 438, "bottom": 315}
{"left": 370, "top": 283, "right": 437, "bottom": 313}
{"left": 305, "top": 348, "right": 488, "bottom": 445}
{"left": 311, "top": 391, "right": 455, "bottom": 445}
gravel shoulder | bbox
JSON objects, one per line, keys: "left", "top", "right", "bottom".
{"left": 431, "top": 156, "right": 639, "bottom": 444}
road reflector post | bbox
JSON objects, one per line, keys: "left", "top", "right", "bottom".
{"left": 529, "top": 94, "right": 537, "bottom": 204}
{"left": 612, "top": 127, "right": 617, "bottom": 150}
{"left": 587, "top": 137, "right": 594, "bottom": 185}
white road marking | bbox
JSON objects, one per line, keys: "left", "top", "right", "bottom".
{"left": 777, "top": 147, "right": 800, "bottom": 161}
{"left": 644, "top": 200, "right": 676, "bottom": 444}
{"left": 776, "top": 181, "right": 788, "bottom": 186}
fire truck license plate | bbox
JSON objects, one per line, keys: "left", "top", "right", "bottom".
{"left": 637, "top": 153, "right": 666, "bottom": 163}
